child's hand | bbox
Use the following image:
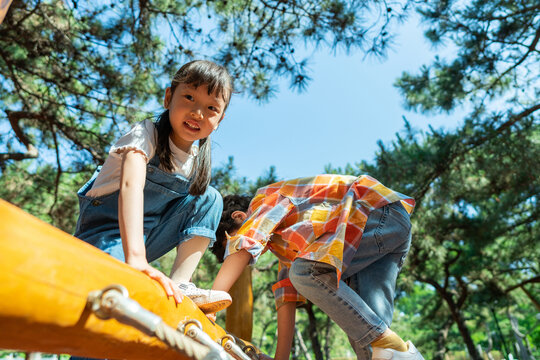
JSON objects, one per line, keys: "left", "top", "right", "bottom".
{"left": 132, "top": 261, "right": 184, "bottom": 304}
{"left": 258, "top": 354, "right": 274, "bottom": 360}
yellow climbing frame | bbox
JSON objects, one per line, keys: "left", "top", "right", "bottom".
{"left": 0, "top": 0, "right": 13, "bottom": 24}
{"left": 0, "top": 199, "right": 227, "bottom": 359}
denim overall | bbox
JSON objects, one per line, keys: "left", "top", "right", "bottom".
{"left": 289, "top": 201, "right": 412, "bottom": 359}
{"left": 74, "top": 154, "right": 222, "bottom": 263}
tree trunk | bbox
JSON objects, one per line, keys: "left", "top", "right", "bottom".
{"left": 323, "top": 317, "right": 331, "bottom": 360}
{"left": 508, "top": 312, "right": 532, "bottom": 360}
{"left": 226, "top": 267, "right": 253, "bottom": 341}
{"left": 484, "top": 323, "right": 496, "bottom": 360}
{"left": 433, "top": 319, "right": 452, "bottom": 360}
{"left": 440, "top": 291, "right": 482, "bottom": 360}
{"left": 25, "top": 353, "right": 41, "bottom": 360}
{"left": 304, "top": 302, "right": 324, "bottom": 360}
{"left": 452, "top": 307, "right": 481, "bottom": 359}
{"left": 295, "top": 327, "right": 313, "bottom": 360}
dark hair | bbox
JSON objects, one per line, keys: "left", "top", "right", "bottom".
{"left": 155, "top": 60, "right": 234, "bottom": 195}
{"left": 211, "top": 194, "right": 252, "bottom": 262}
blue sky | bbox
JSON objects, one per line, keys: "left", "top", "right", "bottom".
{"left": 0, "top": 10, "right": 463, "bottom": 181}
{"left": 211, "top": 15, "right": 461, "bottom": 181}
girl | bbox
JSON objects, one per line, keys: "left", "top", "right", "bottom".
{"left": 210, "top": 175, "right": 425, "bottom": 360}
{"left": 75, "top": 60, "right": 233, "bottom": 313}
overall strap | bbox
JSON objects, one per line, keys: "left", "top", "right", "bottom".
{"left": 146, "top": 152, "right": 194, "bottom": 188}
{"left": 149, "top": 153, "right": 160, "bottom": 167}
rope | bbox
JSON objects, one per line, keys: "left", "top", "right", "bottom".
{"left": 88, "top": 284, "right": 215, "bottom": 360}
{"left": 154, "top": 321, "right": 212, "bottom": 360}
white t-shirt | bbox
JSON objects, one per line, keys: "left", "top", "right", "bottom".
{"left": 86, "top": 119, "right": 198, "bottom": 197}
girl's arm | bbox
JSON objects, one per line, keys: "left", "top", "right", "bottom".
{"left": 119, "top": 150, "right": 146, "bottom": 266}
{"left": 211, "top": 249, "right": 252, "bottom": 292}
{"left": 119, "top": 150, "right": 183, "bottom": 303}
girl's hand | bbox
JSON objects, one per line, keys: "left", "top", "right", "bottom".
{"left": 131, "top": 260, "right": 184, "bottom": 304}
{"left": 258, "top": 354, "right": 274, "bottom": 360}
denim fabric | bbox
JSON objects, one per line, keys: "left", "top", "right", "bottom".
{"left": 74, "top": 154, "right": 222, "bottom": 262}
{"left": 74, "top": 156, "right": 223, "bottom": 262}
{"left": 289, "top": 201, "right": 411, "bottom": 360}
{"left": 71, "top": 155, "right": 222, "bottom": 360}
{"left": 74, "top": 156, "right": 223, "bottom": 261}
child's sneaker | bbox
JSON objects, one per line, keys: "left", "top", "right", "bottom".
{"left": 178, "top": 282, "right": 232, "bottom": 313}
{"left": 372, "top": 341, "right": 425, "bottom": 360}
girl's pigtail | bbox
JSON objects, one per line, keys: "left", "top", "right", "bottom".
{"left": 189, "top": 136, "right": 212, "bottom": 195}
{"left": 155, "top": 110, "right": 174, "bottom": 172}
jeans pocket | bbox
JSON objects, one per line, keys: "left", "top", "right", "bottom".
{"left": 388, "top": 202, "right": 412, "bottom": 234}
{"left": 374, "top": 202, "right": 412, "bottom": 254}
{"left": 373, "top": 205, "right": 389, "bottom": 253}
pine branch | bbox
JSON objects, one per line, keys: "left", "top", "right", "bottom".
{"left": 1, "top": 110, "right": 39, "bottom": 162}
{"left": 487, "top": 27, "right": 540, "bottom": 92}
{"left": 504, "top": 275, "right": 540, "bottom": 294}
{"left": 414, "top": 102, "right": 540, "bottom": 203}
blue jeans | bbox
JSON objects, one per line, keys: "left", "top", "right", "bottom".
{"left": 289, "top": 201, "right": 411, "bottom": 360}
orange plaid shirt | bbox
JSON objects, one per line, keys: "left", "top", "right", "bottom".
{"left": 225, "top": 174, "right": 415, "bottom": 308}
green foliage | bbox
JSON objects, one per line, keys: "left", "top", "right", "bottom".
{"left": 1, "top": 0, "right": 411, "bottom": 233}
{"left": 1, "top": 0, "right": 538, "bottom": 359}
{"left": 396, "top": 0, "right": 539, "bottom": 116}
{"left": 327, "top": 116, "right": 539, "bottom": 358}
{"left": 0, "top": 160, "right": 88, "bottom": 232}
{"left": 326, "top": 1, "right": 540, "bottom": 358}
{"left": 210, "top": 156, "right": 251, "bottom": 196}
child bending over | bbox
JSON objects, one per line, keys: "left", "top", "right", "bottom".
{"left": 211, "top": 175, "right": 424, "bottom": 360}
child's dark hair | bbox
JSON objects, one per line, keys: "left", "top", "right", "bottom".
{"left": 156, "top": 60, "right": 234, "bottom": 195}
{"left": 211, "top": 194, "right": 252, "bottom": 263}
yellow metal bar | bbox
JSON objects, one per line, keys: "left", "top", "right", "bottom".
{"left": 0, "top": 0, "right": 13, "bottom": 24}
{"left": 0, "top": 199, "right": 226, "bottom": 359}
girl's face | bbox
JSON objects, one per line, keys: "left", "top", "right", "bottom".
{"left": 164, "top": 83, "right": 226, "bottom": 153}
